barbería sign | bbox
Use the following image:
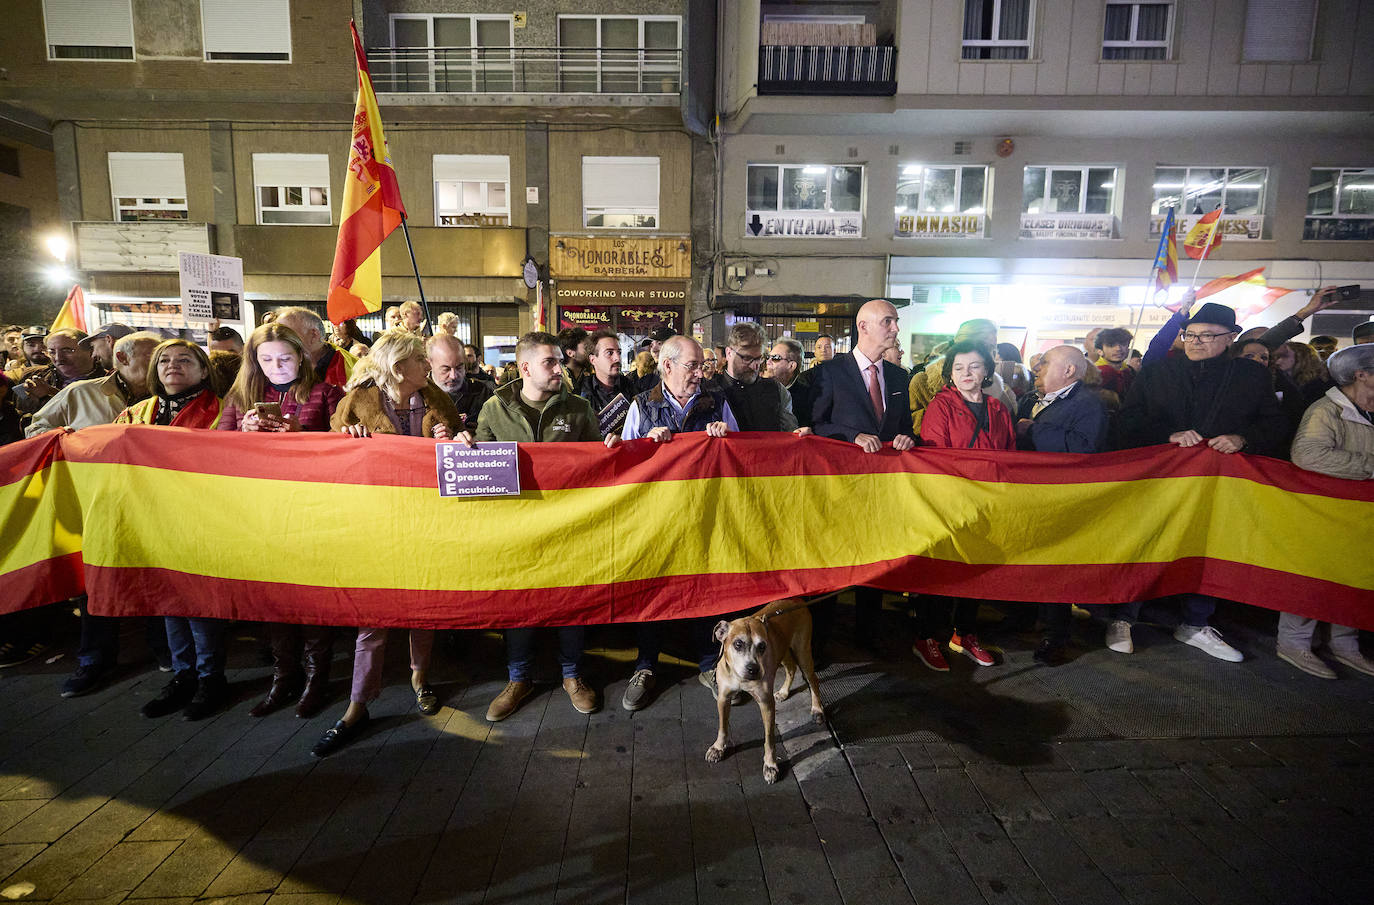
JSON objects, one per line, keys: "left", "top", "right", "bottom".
{"left": 550, "top": 236, "right": 691, "bottom": 280}
{"left": 896, "top": 213, "right": 985, "bottom": 239}
{"left": 1018, "top": 213, "right": 1116, "bottom": 239}
{"left": 745, "top": 211, "right": 863, "bottom": 238}
{"left": 1152, "top": 213, "right": 1264, "bottom": 240}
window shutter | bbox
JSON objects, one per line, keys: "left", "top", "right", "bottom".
{"left": 583, "top": 157, "right": 659, "bottom": 209}
{"left": 252, "top": 154, "right": 329, "bottom": 188}
{"left": 108, "top": 153, "right": 187, "bottom": 198}
{"left": 201, "top": 0, "right": 292, "bottom": 56}
{"left": 44, "top": 0, "right": 134, "bottom": 49}
{"left": 1242, "top": 0, "right": 1316, "bottom": 62}
{"left": 433, "top": 155, "right": 510, "bottom": 184}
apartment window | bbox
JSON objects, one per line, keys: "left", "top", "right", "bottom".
{"left": 896, "top": 165, "right": 987, "bottom": 214}
{"left": 108, "top": 153, "right": 188, "bottom": 222}
{"left": 434, "top": 155, "right": 510, "bottom": 227}
{"left": 43, "top": 0, "right": 134, "bottom": 61}
{"left": 201, "top": 0, "right": 291, "bottom": 62}
{"left": 748, "top": 164, "right": 864, "bottom": 213}
{"left": 1152, "top": 167, "right": 1266, "bottom": 217}
{"left": 390, "top": 14, "right": 514, "bottom": 92}
{"left": 558, "top": 16, "right": 681, "bottom": 93}
{"left": 253, "top": 154, "right": 330, "bottom": 226}
{"left": 583, "top": 157, "right": 659, "bottom": 229}
{"left": 1103, "top": 2, "right": 1172, "bottom": 60}
{"left": 1305, "top": 168, "right": 1374, "bottom": 241}
{"left": 0, "top": 145, "right": 19, "bottom": 179}
{"left": 1242, "top": 0, "right": 1317, "bottom": 62}
{"left": 961, "top": 0, "right": 1033, "bottom": 60}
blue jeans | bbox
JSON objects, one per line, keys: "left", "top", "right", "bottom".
{"left": 165, "top": 617, "right": 227, "bottom": 679}
{"left": 506, "top": 626, "right": 584, "bottom": 682}
{"left": 77, "top": 596, "right": 169, "bottom": 669}
{"left": 633, "top": 620, "right": 720, "bottom": 674}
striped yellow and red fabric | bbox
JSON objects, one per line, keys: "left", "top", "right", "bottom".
{"left": 2, "top": 427, "right": 1371, "bottom": 630}
{"left": 326, "top": 21, "right": 407, "bottom": 324}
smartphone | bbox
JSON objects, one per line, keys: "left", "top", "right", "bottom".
{"left": 254, "top": 401, "right": 283, "bottom": 420}
{"left": 1336, "top": 284, "right": 1361, "bottom": 301}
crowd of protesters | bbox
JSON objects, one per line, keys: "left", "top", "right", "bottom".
{"left": 2, "top": 285, "right": 1372, "bottom": 757}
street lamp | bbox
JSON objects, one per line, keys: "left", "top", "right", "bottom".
{"left": 45, "top": 234, "right": 70, "bottom": 262}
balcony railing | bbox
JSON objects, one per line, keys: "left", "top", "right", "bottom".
{"left": 758, "top": 44, "right": 896, "bottom": 96}
{"left": 367, "top": 46, "right": 682, "bottom": 95}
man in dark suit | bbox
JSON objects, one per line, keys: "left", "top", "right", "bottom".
{"left": 809, "top": 299, "right": 918, "bottom": 653}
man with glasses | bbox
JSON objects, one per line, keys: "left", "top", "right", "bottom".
{"left": 619, "top": 335, "right": 737, "bottom": 711}
{"left": 716, "top": 321, "right": 803, "bottom": 433}
{"left": 766, "top": 338, "right": 803, "bottom": 388}
{"left": 14, "top": 329, "right": 106, "bottom": 416}
{"left": 1119, "top": 301, "right": 1287, "bottom": 662}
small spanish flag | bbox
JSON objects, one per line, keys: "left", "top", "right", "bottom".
{"left": 1183, "top": 208, "right": 1224, "bottom": 260}
{"left": 327, "top": 21, "right": 407, "bottom": 325}
{"left": 1152, "top": 207, "right": 1178, "bottom": 292}
{"left": 50, "top": 285, "right": 88, "bottom": 334}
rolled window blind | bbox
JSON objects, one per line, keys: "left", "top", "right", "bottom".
{"left": 253, "top": 154, "right": 329, "bottom": 188}
{"left": 108, "top": 153, "right": 187, "bottom": 199}
{"left": 201, "top": 0, "right": 292, "bottom": 56}
{"left": 433, "top": 155, "right": 510, "bottom": 184}
{"left": 1242, "top": 0, "right": 1316, "bottom": 62}
{"left": 583, "top": 156, "right": 659, "bottom": 209}
{"left": 44, "top": 0, "right": 134, "bottom": 49}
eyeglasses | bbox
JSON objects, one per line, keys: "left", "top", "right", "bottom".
{"left": 730, "top": 350, "right": 764, "bottom": 364}
{"left": 767, "top": 355, "right": 797, "bottom": 363}
{"left": 676, "top": 361, "right": 704, "bottom": 373}
{"left": 1182, "top": 331, "right": 1234, "bottom": 343}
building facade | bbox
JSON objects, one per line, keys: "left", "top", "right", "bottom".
{"left": 1, "top": 0, "right": 716, "bottom": 361}
{"left": 717, "top": 0, "right": 1374, "bottom": 362}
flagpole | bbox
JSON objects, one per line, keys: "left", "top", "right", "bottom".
{"left": 397, "top": 215, "right": 434, "bottom": 337}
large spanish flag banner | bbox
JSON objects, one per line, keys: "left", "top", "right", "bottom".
{"left": 2, "top": 427, "right": 1371, "bottom": 630}
{"left": 326, "top": 21, "right": 406, "bottom": 324}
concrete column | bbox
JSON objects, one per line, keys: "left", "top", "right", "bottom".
{"left": 524, "top": 121, "right": 550, "bottom": 267}
{"left": 51, "top": 122, "right": 82, "bottom": 225}
{"left": 208, "top": 121, "right": 236, "bottom": 256}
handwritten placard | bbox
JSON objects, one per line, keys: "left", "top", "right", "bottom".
{"left": 435, "top": 442, "right": 520, "bottom": 498}
{"left": 597, "top": 394, "right": 630, "bottom": 437}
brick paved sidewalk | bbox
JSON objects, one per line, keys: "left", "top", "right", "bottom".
{"left": 0, "top": 601, "right": 1370, "bottom": 904}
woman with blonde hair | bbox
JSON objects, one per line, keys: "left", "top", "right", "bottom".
{"left": 436, "top": 312, "right": 460, "bottom": 337}
{"left": 314, "top": 329, "right": 464, "bottom": 756}
{"left": 218, "top": 323, "right": 344, "bottom": 718}
{"left": 633, "top": 350, "right": 657, "bottom": 379}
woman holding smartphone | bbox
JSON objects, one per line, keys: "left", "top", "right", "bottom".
{"left": 219, "top": 323, "right": 344, "bottom": 718}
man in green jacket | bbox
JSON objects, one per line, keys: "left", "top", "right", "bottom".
{"left": 471, "top": 332, "right": 617, "bottom": 721}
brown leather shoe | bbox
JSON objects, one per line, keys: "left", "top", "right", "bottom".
{"left": 562, "top": 676, "right": 599, "bottom": 714}
{"left": 295, "top": 638, "right": 333, "bottom": 719}
{"left": 250, "top": 670, "right": 303, "bottom": 718}
{"left": 485, "top": 680, "right": 532, "bottom": 722}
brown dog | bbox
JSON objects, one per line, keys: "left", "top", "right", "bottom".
{"left": 704, "top": 599, "right": 825, "bottom": 783}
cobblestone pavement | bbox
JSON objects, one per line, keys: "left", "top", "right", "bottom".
{"left": 1, "top": 599, "right": 1370, "bottom": 904}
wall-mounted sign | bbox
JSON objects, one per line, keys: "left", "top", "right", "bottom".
{"left": 557, "top": 305, "right": 615, "bottom": 331}
{"left": 896, "top": 213, "right": 986, "bottom": 239}
{"left": 555, "top": 281, "right": 687, "bottom": 305}
{"left": 1152, "top": 213, "right": 1264, "bottom": 240}
{"left": 550, "top": 236, "right": 691, "bottom": 280}
{"left": 439, "top": 213, "right": 510, "bottom": 227}
{"left": 1303, "top": 217, "right": 1374, "bottom": 241}
{"left": 1018, "top": 213, "right": 1116, "bottom": 239}
{"left": 745, "top": 211, "right": 862, "bottom": 238}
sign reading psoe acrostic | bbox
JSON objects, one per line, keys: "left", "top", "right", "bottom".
{"left": 435, "top": 442, "right": 520, "bottom": 498}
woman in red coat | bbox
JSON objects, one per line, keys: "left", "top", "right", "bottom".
{"left": 912, "top": 340, "right": 1015, "bottom": 672}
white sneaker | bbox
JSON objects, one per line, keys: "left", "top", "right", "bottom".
{"left": 1105, "top": 620, "right": 1133, "bottom": 654}
{"left": 1174, "top": 624, "right": 1243, "bottom": 662}
{"left": 1328, "top": 649, "right": 1374, "bottom": 677}
{"left": 1276, "top": 646, "right": 1336, "bottom": 679}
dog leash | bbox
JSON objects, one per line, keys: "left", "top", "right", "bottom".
{"left": 756, "top": 590, "right": 843, "bottom": 624}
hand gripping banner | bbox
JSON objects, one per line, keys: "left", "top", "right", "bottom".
{"left": 2, "top": 426, "right": 1370, "bottom": 630}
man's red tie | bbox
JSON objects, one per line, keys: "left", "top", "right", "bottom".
{"left": 866, "top": 363, "right": 884, "bottom": 421}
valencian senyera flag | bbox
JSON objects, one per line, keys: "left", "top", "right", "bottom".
{"left": 1152, "top": 208, "right": 1178, "bottom": 293}
{"left": 327, "top": 21, "right": 407, "bottom": 325}
{"left": 3, "top": 428, "right": 1371, "bottom": 632}
{"left": 1183, "top": 207, "right": 1224, "bottom": 260}
{"left": 50, "top": 284, "right": 88, "bottom": 333}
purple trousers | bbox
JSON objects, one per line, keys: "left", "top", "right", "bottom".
{"left": 350, "top": 628, "right": 434, "bottom": 704}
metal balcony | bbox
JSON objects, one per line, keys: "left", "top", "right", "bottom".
{"left": 758, "top": 44, "right": 897, "bottom": 96}
{"left": 367, "top": 46, "right": 682, "bottom": 95}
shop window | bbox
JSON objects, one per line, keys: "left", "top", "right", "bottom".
{"left": 253, "top": 154, "right": 330, "bottom": 226}
{"left": 109, "top": 152, "right": 188, "bottom": 222}
{"left": 1022, "top": 166, "right": 1116, "bottom": 214}
{"left": 895, "top": 165, "right": 987, "bottom": 238}
{"left": 1103, "top": 2, "right": 1172, "bottom": 60}
{"left": 961, "top": 0, "right": 1033, "bottom": 60}
{"left": 1305, "top": 168, "right": 1374, "bottom": 241}
{"left": 44, "top": 0, "right": 134, "bottom": 60}
{"left": 583, "top": 156, "right": 659, "bottom": 229}
{"left": 201, "top": 0, "right": 291, "bottom": 62}
{"left": 434, "top": 155, "right": 510, "bottom": 226}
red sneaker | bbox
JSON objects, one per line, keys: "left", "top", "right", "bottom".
{"left": 912, "top": 638, "right": 949, "bottom": 672}
{"left": 949, "top": 632, "right": 995, "bottom": 667}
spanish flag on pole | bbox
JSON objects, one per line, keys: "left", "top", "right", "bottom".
{"left": 50, "top": 285, "right": 88, "bottom": 333}
{"left": 1183, "top": 207, "right": 1224, "bottom": 260}
{"left": 327, "top": 21, "right": 407, "bottom": 324}
{"left": 1151, "top": 207, "right": 1178, "bottom": 293}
